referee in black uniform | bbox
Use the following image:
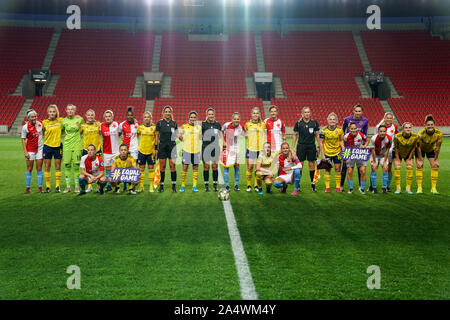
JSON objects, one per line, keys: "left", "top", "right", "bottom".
{"left": 201, "top": 108, "right": 222, "bottom": 192}
{"left": 292, "top": 106, "right": 320, "bottom": 192}
{"left": 155, "top": 105, "right": 178, "bottom": 193}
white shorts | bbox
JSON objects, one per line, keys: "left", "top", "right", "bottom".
{"left": 278, "top": 172, "right": 294, "bottom": 184}
{"left": 369, "top": 154, "right": 388, "bottom": 166}
{"left": 26, "top": 149, "right": 43, "bottom": 161}
{"left": 346, "top": 160, "right": 367, "bottom": 168}
{"left": 129, "top": 150, "right": 138, "bottom": 160}
{"left": 103, "top": 153, "right": 119, "bottom": 167}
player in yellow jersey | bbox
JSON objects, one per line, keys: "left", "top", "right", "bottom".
{"left": 255, "top": 142, "right": 279, "bottom": 195}
{"left": 244, "top": 107, "right": 267, "bottom": 192}
{"left": 42, "top": 104, "right": 63, "bottom": 193}
{"left": 416, "top": 115, "right": 443, "bottom": 194}
{"left": 81, "top": 109, "right": 102, "bottom": 156}
{"left": 136, "top": 111, "right": 157, "bottom": 193}
{"left": 319, "top": 112, "right": 345, "bottom": 193}
{"left": 393, "top": 122, "right": 420, "bottom": 194}
{"left": 110, "top": 144, "right": 138, "bottom": 194}
{"left": 179, "top": 111, "right": 202, "bottom": 192}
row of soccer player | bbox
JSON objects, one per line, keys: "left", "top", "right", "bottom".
{"left": 21, "top": 103, "right": 442, "bottom": 195}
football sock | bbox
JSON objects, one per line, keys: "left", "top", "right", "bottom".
{"left": 171, "top": 171, "right": 176, "bottom": 185}
{"left": 324, "top": 171, "right": 331, "bottom": 189}
{"left": 212, "top": 170, "right": 218, "bottom": 184}
{"left": 416, "top": 168, "right": 423, "bottom": 190}
{"left": 361, "top": 181, "right": 366, "bottom": 190}
{"left": 387, "top": 173, "right": 393, "bottom": 187}
{"left": 406, "top": 166, "right": 413, "bottom": 190}
{"left": 65, "top": 163, "right": 72, "bottom": 186}
{"left": 234, "top": 167, "right": 240, "bottom": 187}
{"left": 99, "top": 181, "right": 106, "bottom": 191}
{"left": 25, "top": 172, "right": 32, "bottom": 188}
{"left": 246, "top": 170, "right": 252, "bottom": 186}
{"left": 294, "top": 169, "right": 300, "bottom": 191}
{"left": 431, "top": 168, "right": 439, "bottom": 189}
{"left": 181, "top": 171, "right": 187, "bottom": 187}
{"left": 309, "top": 170, "right": 315, "bottom": 183}
{"left": 44, "top": 171, "right": 51, "bottom": 188}
{"left": 78, "top": 178, "right": 87, "bottom": 192}
{"left": 382, "top": 172, "right": 389, "bottom": 188}
{"left": 193, "top": 170, "right": 198, "bottom": 187}
{"left": 73, "top": 163, "right": 80, "bottom": 186}
{"left": 37, "top": 171, "right": 43, "bottom": 188}
{"left": 160, "top": 171, "right": 165, "bottom": 185}
{"left": 266, "top": 184, "right": 272, "bottom": 193}
{"left": 357, "top": 170, "right": 361, "bottom": 187}
{"left": 370, "top": 172, "right": 377, "bottom": 188}
{"left": 394, "top": 167, "right": 401, "bottom": 189}
{"left": 223, "top": 167, "right": 230, "bottom": 187}
{"left": 256, "top": 175, "right": 262, "bottom": 189}
{"left": 55, "top": 170, "right": 62, "bottom": 188}
{"left": 148, "top": 169, "right": 155, "bottom": 188}
{"left": 335, "top": 172, "right": 341, "bottom": 189}
{"left": 340, "top": 163, "right": 347, "bottom": 186}
{"left": 273, "top": 181, "right": 283, "bottom": 189}
{"left": 105, "top": 169, "right": 111, "bottom": 185}
{"left": 203, "top": 170, "right": 209, "bottom": 185}
{"left": 348, "top": 179, "right": 354, "bottom": 190}
{"left": 139, "top": 168, "right": 145, "bottom": 187}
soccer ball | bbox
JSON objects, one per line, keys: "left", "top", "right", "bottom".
{"left": 218, "top": 188, "right": 230, "bottom": 201}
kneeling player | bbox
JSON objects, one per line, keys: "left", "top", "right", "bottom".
{"left": 369, "top": 125, "right": 392, "bottom": 193}
{"left": 78, "top": 144, "right": 107, "bottom": 195}
{"left": 110, "top": 144, "right": 138, "bottom": 194}
{"left": 255, "top": 142, "right": 279, "bottom": 195}
{"left": 344, "top": 122, "right": 369, "bottom": 194}
{"left": 273, "top": 142, "right": 302, "bottom": 196}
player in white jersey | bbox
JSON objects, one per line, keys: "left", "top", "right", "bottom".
{"left": 119, "top": 108, "right": 139, "bottom": 160}
{"left": 264, "top": 105, "right": 286, "bottom": 152}
{"left": 344, "top": 122, "right": 369, "bottom": 194}
{"left": 78, "top": 144, "right": 107, "bottom": 196}
{"left": 372, "top": 112, "right": 398, "bottom": 192}
{"left": 221, "top": 112, "right": 244, "bottom": 191}
{"left": 100, "top": 110, "right": 122, "bottom": 191}
{"left": 369, "top": 125, "right": 393, "bottom": 194}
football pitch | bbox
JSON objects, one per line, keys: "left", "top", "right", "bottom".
{"left": 0, "top": 137, "right": 448, "bottom": 299}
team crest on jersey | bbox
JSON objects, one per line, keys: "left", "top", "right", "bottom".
{"left": 309, "top": 128, "right": 314, "bottom": 134}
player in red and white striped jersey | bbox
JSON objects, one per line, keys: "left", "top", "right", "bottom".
{"left": 21, "top": 109, "right": 44, "bottom": 193}
{"left": 78, "top": 144, "right": 107, "bottom": 196}
{"left": 274, "top": 142, "right": 302, "bottom": 196}
{"left": 120, "top": 107, "right": 139, "bottom": 160}
{"left": 369, "top": 125, "right": 392, "bottom": 193}
{"left": 264, "top": 105, "right": 286, "bottom": 152}
{"left": 373, "top": 112, "right": 398, "bottom": 192}
{"left": 100, "top": 110, "right": 121, "bottom": 191}
{"left": 343, "top": 122, "right": 369, "bottom": 194}
{"left": 221, "top": 112, "right": 244, "bottom": 191}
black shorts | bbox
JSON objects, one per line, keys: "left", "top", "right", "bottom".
{"left": 182, "top": 151, "right": 200, "bottom": 165}
{"left": 297, "top": 144, "right": 317, "bottom": 162}
{"left": 82, "top": 149, "right": 102, "bottom": 157}
{"left": 137, "top": 151, "right": 155, "bottom": 165}
{"left": 202, "top": 144, "right": 220, "bottom": 163}
{"left": 43, "top": 144, "right": 63, "bottom": 160}
{"left": 420, "top": 150, "right": 435, "bottom": 159}
{"left": 246, "top": 150, "right": 260, "bottom": 160}
{"left": 325, "top": 154, "right": 342, "bottom": 164}
{"left": 158, "top": 143, "right": 177, "bottom": 160}
{"left": 395, "top": 151, "right": 414, "bottom": 161}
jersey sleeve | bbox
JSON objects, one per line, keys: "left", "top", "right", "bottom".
{"left": 80, "top": 156, "right": 86, "bottom": 169}
{"left": 98, "top": 157, "right": 105, "bottom": 171}
{"left": 155, "top": 120, "right": 161, "bottom": 132}
{"left": 314, "top": 121, "right": 320, "bottom": 131}
{"left": 244, "top": 122, "right": 249, "bottom": 131}
{"left": 370, "top": 135, "right": 376, "bottom": 148}
{"left": 293, "top": 122, "right": 299, "bottom": 133}
{"left": 21, "top": 124, "right": 28, "bottom": 139}
{"left": 281, "top": 121, "right": 286, "bottom": 133}
{"left": 342, "top": 118, "right": 348, "bottom": 133}
{"left": 130, "top": 157, "right": 137, "bottom": 167}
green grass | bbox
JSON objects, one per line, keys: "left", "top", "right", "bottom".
{"left": 0, "top": 137, "right": 449, "bottom": 299}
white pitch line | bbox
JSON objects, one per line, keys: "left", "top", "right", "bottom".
{"left": 218, "top": 170, "right": 258, "bottom": 300}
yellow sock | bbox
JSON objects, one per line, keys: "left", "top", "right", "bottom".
{"left": 406, "top": 166, "right": 413, "bottom": 190}
{"left": 139, "top": 168, "right": 145, "bottom": 187}
{"left": 394, "top": 167, "right": 401, "bottom": 189}
{"left": 193, "top": 171, "right": 198, "bottom": 187}
{"left": 324, "top": 171, "right": 331, "bottom": 189}
{"left": 256, "top": 176, "right": 262, "bottom": 189}
{"left": 246, "top": 170, "right": 252, "bottom": 186}
{"left": 44, "top": 171, "right": 51, "bottom": 188}
{"left": 55, "top": 171, "right": 62, "bottom": 188}
{"left": 149, "top": 169, "right": 155, "bottom": 190}
{"left": 431, "top": 168, "right": 439, "bottom": 189}
{"left": 416, "top": 168, "right": 423, "bottom": 190}
{"left": 335, "top": 171, "right": 341, "bottom": 189}
{"left": 181, "top": 171, "right": 187, "bottom": 187}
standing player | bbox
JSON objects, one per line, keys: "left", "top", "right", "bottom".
{"left": 244, "top": 107, "right": 267, "bottom": 192}
{"left": 61, "top": 104, "right": 84, "bottom": 193}
{"left": 120, "top": 107, "right": 139, "bottom": 160}
{"left": 202, "top": 108, "right": 222, "bottom": 192}
{"left": 255, "top": 142, "right": 279, "bottom": 194}
{"left": 100, "top": 110, "right": 122, "bottom": 192}
{"left": 393, "top": 122, "right": 420, "bottom": 194}
{"left": 319, "top": 112, "right": 345, "bottom": 193}
{"left": 136, "top": 111, "right": 157, "bottom": 193}
{"left": 80, "top": 109, "right": 101, "bottom": 192}
{"left": 42, "top": 104, "right": 63, "bottom": 193}
{"left": 416, "top": 115, "right": 443, "bottom": 194}
{"left": 221, "top": 112, "right": 244, "bottom": 191}
{"left": 264, "top": 105, "right": 286, "bottom": 152}
{"left": 372, "top": 112, "right": 398, "bottom": 192}
{"left": 78, "top": 144, "right": 107, "bottom": 196}
{"left": 292, "top": 106, "right": 320, "bottom": 192}
{"left": 110, "top": 144, "right": 138, "bottom": 194}
{"left": 273, "top": 142, "right": 301, "bottom": 196}
{"left": 155, "top": 106, "right": 178, "bottom": 193}
{"left": 341, "top": 104, "right": 369, "bottom": 189}
{"left": 21, "top": 109, "right": 43, "bottom": 193}
{"left": 344, "top": 122, "right": 369, "bottom": 194}
{"left": 369, "top": 125, "right": 392, "bottom": 193}
{"left": 179, "top": 111, "right": 202, "bottom": 193}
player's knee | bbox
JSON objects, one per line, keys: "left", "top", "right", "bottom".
{"left": 432, "top": 162, "right": 439, "bottom": 169}
{"left": 65, "top": 163, "right": 71, "bottom": 169}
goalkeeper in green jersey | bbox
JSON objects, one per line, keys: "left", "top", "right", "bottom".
{"left": 62, "top": 104, "right": 85, "bottom": 193}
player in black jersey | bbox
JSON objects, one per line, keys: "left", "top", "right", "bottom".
{"left": 201, "top": 108, "right": 222, "bottom": 192}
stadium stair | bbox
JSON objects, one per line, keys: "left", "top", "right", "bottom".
{"left": 145, "top": 100, "right": 154, "bottom": 115}
{"left": 151, "top": 35, "right": 162, "bottom": 72}
{"left": 262, "top": 101, "right": 272, "bottom": 119}
{"left": 131, "top": 76, "right": 144, "bottom": 97}
{"left": 161, "top": 76, "right": 172, "bottom": 97}
{"left": 9, "top": 98, "right": 33, "bottom": 136}
{"left": 42, "top": 29, "right": 61, "bottom": 70}
{"left": 10, "top": 75, "right": 26, "bottom": 96}
{"left": 353, "top": 33, "right": 372, "bottom": 72}
{"left": 273, "top": 77, "right": 286, "bottom": 98}
{"left": 44, "top": 75, "right": 59, "bottom": 96}
{"left": 354, "top": 76, "right": 371, "bottom": 98}
{"left": 254, "top": 33, "right": 266, "bottom": 72}
{"left": 245, "top": 77, "right": 256, "bottom": 98}
{"left": 384, "top": 76, "right": 402, "bottom": 98}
